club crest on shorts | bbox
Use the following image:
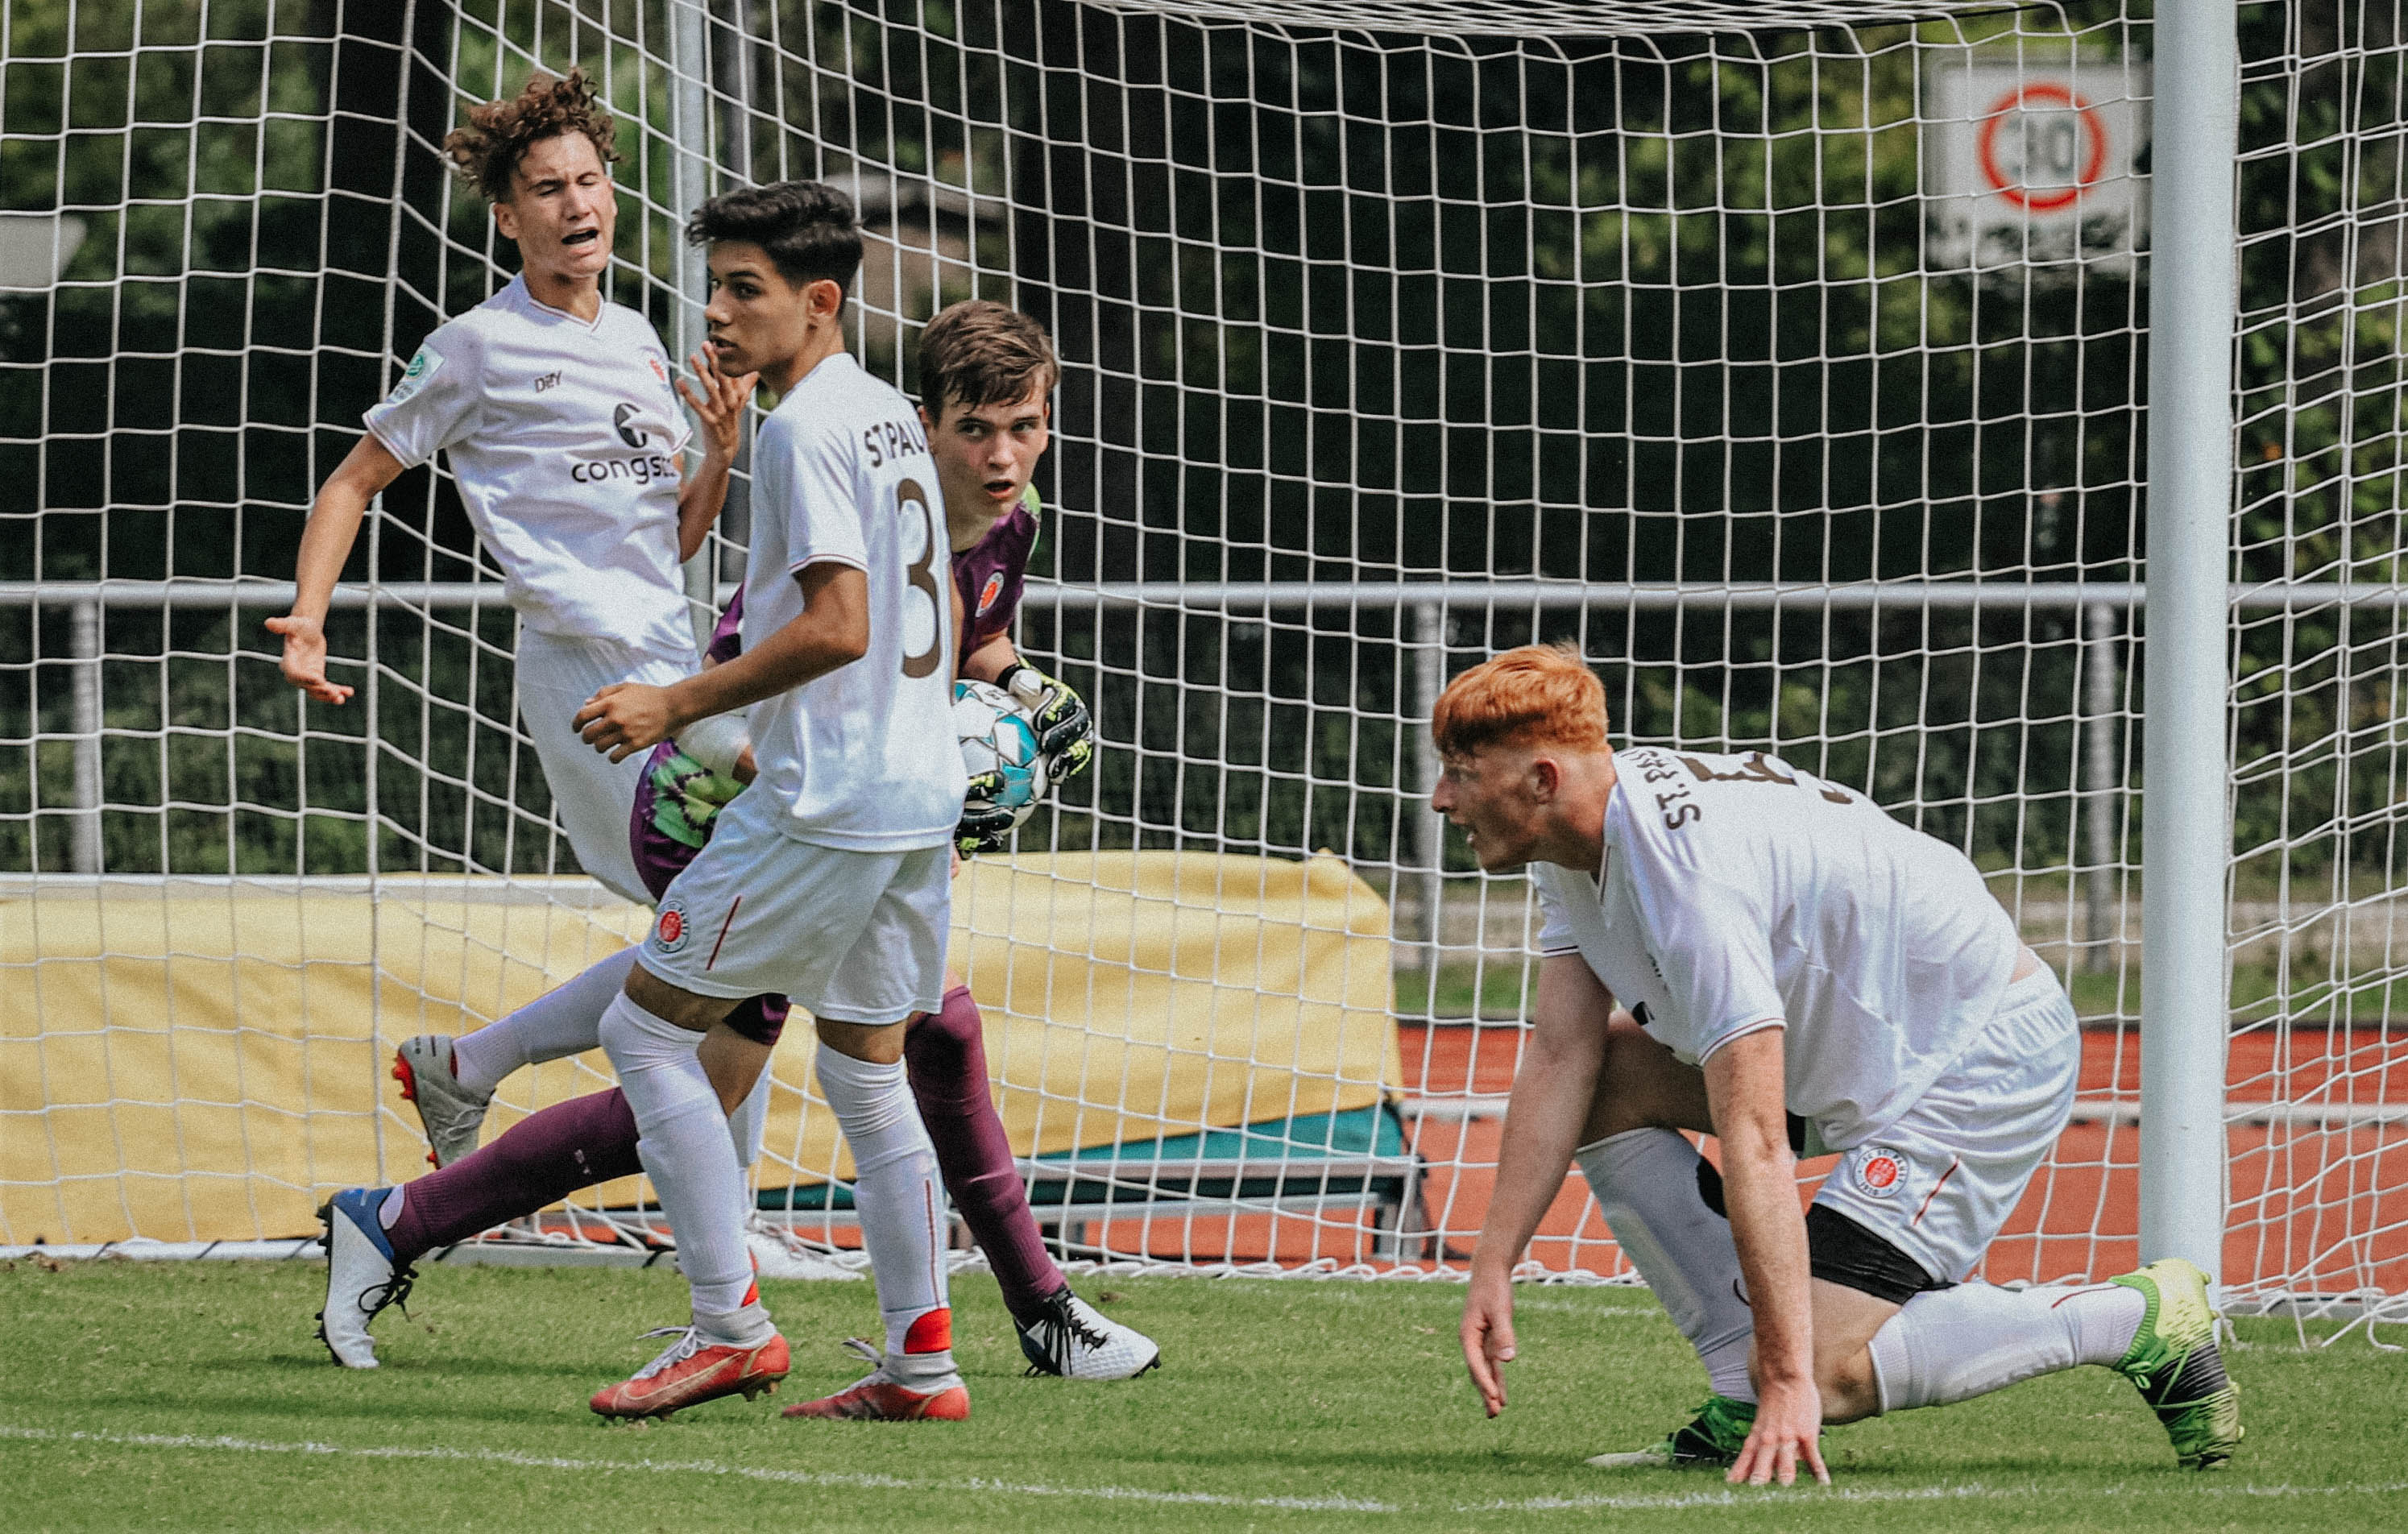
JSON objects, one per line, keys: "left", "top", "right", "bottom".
{"left": 654, "top": 896, "right": 690, "bottom": 953}
{"left": 1848, "top": 1143, "right": 1911, "bottom": 1200}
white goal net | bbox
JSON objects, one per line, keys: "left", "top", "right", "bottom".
{"left": 2, "top": 0, "right": 2401, "bottom": 1313}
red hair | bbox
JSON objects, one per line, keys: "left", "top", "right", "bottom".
{"left": 1431, "top": 642, "right": 1609, "bottom": 757}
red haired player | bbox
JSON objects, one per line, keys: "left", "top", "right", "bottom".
{"left": 1442, "top": 645, "right": 2239, "bottom": 1481}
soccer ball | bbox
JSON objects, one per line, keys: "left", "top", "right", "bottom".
{"left": 953, "top": 678, "right": 1050, "bottom": 829}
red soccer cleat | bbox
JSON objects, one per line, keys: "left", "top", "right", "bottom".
{"left": 781, "top": 1342, "right": 969, "bottom": 1422}
{"left": 589, "top": 1327, "right": 789, "bottom": 1420}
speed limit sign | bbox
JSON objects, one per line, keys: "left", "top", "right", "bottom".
{"left": 1927, "top": 60, "right": 2149, "bottom": 270}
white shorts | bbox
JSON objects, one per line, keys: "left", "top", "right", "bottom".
{"left": 636, "top": 784, "right": 951, "bottom": 1023}
{"left": 516, "top": 626, "right": 694, "bottom": 906}
{"left": 1811, "top": 968, "right": 2080, "bottom": 1285}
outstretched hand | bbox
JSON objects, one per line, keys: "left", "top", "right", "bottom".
{"left": 264, "top": 614, "right": 353, "bottom": 705}
{"left": 1460, "top": 1269, "right": 1519, "bottom": 1418}
{"left": 1729, "top": 1377, "right": 1830, "bottom": 1487}
{"left": 678, "top": 348, "right": 758, "bottom": 463}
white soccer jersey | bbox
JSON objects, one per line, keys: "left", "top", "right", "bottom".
{"left": 740, "top": 350, "right": 965, "bottom": 852}
{"left": 362, "top": 275, "right": 695, "bottom": 661}
{"left": 1531, "top": 746, "right": 2022, "bottom": 1150}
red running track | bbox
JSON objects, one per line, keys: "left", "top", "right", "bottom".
{"left": 1065, "top": 1023, "right": 2406, "bottom": 1291}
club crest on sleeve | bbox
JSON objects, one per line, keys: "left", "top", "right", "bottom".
{"left": 976, "top": 572, "right": 1005, "bottom": 616}
{"left": 646, "top": 354, "right": 670, "bottom": 387}
{"left": 654, "top": 896, "right": 690, "bottom": 953}
{"left": 1847, "top": 1143, "right": 1910, "bottom": 1200}
{"left": 383, "top": 346, "right": 443, "bottom": 405}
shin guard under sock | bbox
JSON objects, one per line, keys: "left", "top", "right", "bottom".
{"left": 904, "top": 986, "right": 1064, "bottom": 1321}
{"left": 816, "top": 1041, "right": 953, "bottom": 1377}
{"left": 601, "top": 992, "right": 756, "bottom": 1322}
{"left": 1575, "top": 1127, "right": 1757, "bottom": 1403}
{"left": 1867, "top": 1280, "right": 2145, "bottom": 1412}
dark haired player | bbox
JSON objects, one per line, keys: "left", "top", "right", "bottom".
{"left": 316, "top": 301, "right": 1159, "bottom": 1399}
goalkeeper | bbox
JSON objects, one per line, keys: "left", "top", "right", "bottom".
{"left": 319, "top": 302, "right": 1159, "bottom": 1389}
{"left": 1442, "top": 645, "right": 2241, "bottom": 1484}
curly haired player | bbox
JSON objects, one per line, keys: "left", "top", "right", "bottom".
{"left": 1444, "top": 645, "right": 2240, "bottom": 1482}
{"left": 318, "top": 296, "right": 1158, "bottom": 1403}
{"left": 271, "top": 69, "right": 751, "bottom": 906}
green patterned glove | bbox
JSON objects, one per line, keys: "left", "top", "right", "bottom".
{"left": 955, "top": 769, "right": 1017, "bottom": 856}
{"left": 999, "top": 662, "right": 1093, "bottom": 780}
{"left": 648, "top": 745, "right": 744, "bottom": 850}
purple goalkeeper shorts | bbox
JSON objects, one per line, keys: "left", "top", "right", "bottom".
{"left": 629, "top": 740, "right": 790, "bottom": 1047}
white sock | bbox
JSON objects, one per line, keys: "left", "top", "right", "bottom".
{"left": 815, "top": 1042, "right": 952, "bottom": 1380}
{"left": 599, "top": 991, "right": 760, "bottom": 1329}
{"left": 727, "top": 1068, "right": 771, "bottom": 1171}
{"left": 1575, "top": 1129, "right": 1755, "bottom": 1403}
{"left": 453, "top": 948, "right": 638, "bottom": 1097}
{"left": 1866, "top": 1280, "right": 2145, "bottom": 1412}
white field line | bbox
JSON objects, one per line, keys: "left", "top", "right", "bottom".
{"left": 1472, "top": 1478, "right": 2408, "bottom": 1512}
{"left": 5, "top": 1424, "right": 2404, "bottom": 1516}
{"left": 0, "top": 1425, "right": 1392, "bottom": 1513}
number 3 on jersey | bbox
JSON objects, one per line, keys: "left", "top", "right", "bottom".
{"left": 897, "top": 477, "right": 943, "bottom": 678}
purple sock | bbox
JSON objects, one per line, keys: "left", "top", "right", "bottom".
{"left": 384, "top": 1088, "right": 643, "bottom": 1266}
{"left": 906, "top": 985, "right": 1065, "bottom": 1320}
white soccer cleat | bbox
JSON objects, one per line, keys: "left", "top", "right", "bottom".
{"left": 317, "top": 1186, "right": 416, "bottom": 1370}
{"left": 391, "top": 1034, "right": 491, "bottom": 1168}
{"left": 1014, "top": 1287, "right": 1162, "bottom": 1380}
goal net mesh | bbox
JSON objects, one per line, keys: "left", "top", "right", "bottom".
{"left": 2, "top": 0, "right": 2401, "bottom": 1308}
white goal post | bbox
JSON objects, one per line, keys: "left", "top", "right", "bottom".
{"left": 2, "top": 0, "right": 2402, "bottom": 1319}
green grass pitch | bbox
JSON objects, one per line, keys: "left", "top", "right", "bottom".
{"left": 2, "top": 1258, "right": 2402, "bottom": 1531}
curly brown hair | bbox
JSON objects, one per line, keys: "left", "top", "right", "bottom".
{"left": 441, "top": 68, "right": 620, "bottom": 205}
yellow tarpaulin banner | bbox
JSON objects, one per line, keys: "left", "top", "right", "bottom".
{"left": 2, "top": 854, "right": 1398, "bottom": 1244}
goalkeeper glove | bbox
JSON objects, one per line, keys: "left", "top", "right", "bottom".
{"left": 997, "top": 661, "right": 1093, "bottom": 780}
{"left": 955, "top": 769, "right": 1017, "bottom": 856}
{"left": 646, "top": 745, "right": 745, "bottom": 850}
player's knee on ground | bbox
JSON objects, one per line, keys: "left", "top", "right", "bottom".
{"left": 1814, "top": 1342, "right": 1884, "bottom": 1423}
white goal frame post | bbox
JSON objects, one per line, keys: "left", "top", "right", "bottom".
{"left": 2, "top": 0, "right": 2403, "bottom": 1317}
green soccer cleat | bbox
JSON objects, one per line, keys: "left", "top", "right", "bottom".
{"left": 2108, "top": 1257, "right": 2244, "bottom": 1470}
{"left": 1585, "top": 1393, "right": 1756, "bottom": 1470}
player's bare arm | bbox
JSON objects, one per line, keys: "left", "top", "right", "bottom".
{"left": 1702, "top": 1028, "right": 1831, "bottom": 1487}
{"left": 1461, "top": 952, "right": 1615, "bottom": 1417}
{"left": 575, "top": 559, "right": 868, "bottom": 760}
{"left": 673, "top": 346, "right": 758, "bottom": 561}
{"left": 961, "top": 632, "right": 1019, "bottom": 684}
{"left": 267, "top": 433, "right": 406, "bottom": 705}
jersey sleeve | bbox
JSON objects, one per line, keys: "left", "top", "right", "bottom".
{"left": 362, "top": 325, "right": 483, "bottom": 469}
{"left": 761, "top": 415, "right": 869, "bottom": 574}
{"left": 1619, "top": 830, "right": 1788, "bottom": 1062}
{"left": 1530, "top": 864, "right": 1583, "bottom": 956}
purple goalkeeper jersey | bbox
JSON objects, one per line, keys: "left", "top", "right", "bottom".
{"left": 953, "top": 487, "right": 1038, "bottom": 668}
{"left": 628, "top": 491, "right": 1042, "bottom": 899}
